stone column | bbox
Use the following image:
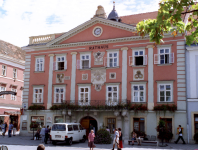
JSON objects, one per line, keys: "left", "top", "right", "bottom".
{"left": 147, "top": 45, "right": 154, "bottom": 110}
{"left": 123, "top": 114, "right": 129, "bottom": 144}
{"left": 47, "top": 54, "right": 54, "bottom": 109}
{"left": 70, "top": 52, "right": 77, "bottom": 102}
{"left": 117, "top": 116, "right": 122, "bottom": 129}
{"left": 121, "top": 47, "right": 128, "bottom": 103}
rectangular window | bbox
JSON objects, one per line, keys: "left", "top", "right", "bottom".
{"left": 13, "top": 68, "right": 17, "bottom": 78}
{"left": 67, "top": 125, "right": 73, "bottom": 131}
{"left": 107, "top": 86, "right": 118, "bottom": 105}
{"left": 52, "top": 124, "right": 66, "bottom": 131}
{"left": 56, "top": 56, "right": 66, "bottom": 70}
{"left": 159, "top": 84, "right": 171, "bottom": 102}
{"left": 195, "top": 115, "right": 198, "bottom": 134}
{"left": 30, "top": 116, "right": 44, "bottom": 131}
{"left": 2, "top": 65, "right": 6, "bottom": 76}
{"left": 33, "top": 88, "right": 43, "bottom": 103}
{"left": 160, "top": 49, "right": 170, "bottom": 64}
{"left": 79, "top": 87, "right": 89, "bottom": 105}
{"left": 133, "top": 118, "right": 145, "bottom": 132}
{"left": 11, "top": 88, "right": 17, "bottom": 100}
{"left": 0, "top": 86, "right": 5, "bottom": 99}
{"left": 134, "top": 50, "right": 144, "bottom": 65}
{"left": 81, "top": 54, "right": 90, "bottom": 69}
{"left": 54, "top": 87, "right": 64, "bottom": 103}
{"left": 108, "top": 52, "right": 118, "bottom": 67}
{"left": 54, "top": 116, "right": 63, "bottom": 123}
{"left": 107, "top": 118, "right": 116, "bottom": 134}
{"left": 35, "top": 58, "right": 44, "bottom": 71}
{"left": 132, "top": 85, "right": 145, "bottom": 102}
{"left": 160, "top": 118, "right": 172, "bottom": 133}
{"left": 73, "top": 125, "right": 79, "bottom": 131}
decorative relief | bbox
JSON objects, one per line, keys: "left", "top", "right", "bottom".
{"left": 91, "top": 69, "right": 106, "bottom": 91}
{"left": 65, "top": 76, "right": 70, "bottom": 80}
{"left": 82, "top": 74, "right": 88, "bottom": 80}
{"left": 56, "top": 74, "right": 64, "bottom": 83}
{"left": 109, "top": 73, "right": 116, "bottom": 79}
{"left": 133, "top": 69, "right": 144, "bottom": 80}
{"left": 93, "top": 51, "right": 105, "bottom": 65}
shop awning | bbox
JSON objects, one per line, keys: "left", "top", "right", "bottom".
{"left": 4, "top": 111, "right": 20, "bottom": 115}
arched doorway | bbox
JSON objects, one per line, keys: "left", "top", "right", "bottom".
{"left": 80, "top": 116, "right": 98, "bottom": 139}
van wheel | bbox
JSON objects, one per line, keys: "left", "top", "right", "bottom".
{"left": 67, "top": 138, "right": 72, "bottom": 145}
{"left": 81, "top": 136, "right": 86, "bottom": 143}
{"left": 52, "top": 141, "right": 56, "bottom": 145}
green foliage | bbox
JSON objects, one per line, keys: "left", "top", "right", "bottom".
{"left": 194, "top": 132, "right": 198, "bottom": 143}
{"left": 29, "top": 122, "right": 39, "bottom": 128}
{"left": 153, "top": 104, "right": 177, "bottom": 115}
{"left": 28, "top": 105, "right": 45, "bottom": 110}
{"left": 136, "top": 0, "right": 198, "bottom": 45}
{"left": 130, "top": 104, "right": 148, "bottom": 113}
{"left": 94, "top": 128, "right": 112, "bottom": 144}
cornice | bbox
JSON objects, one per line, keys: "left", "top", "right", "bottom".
{"left": 0, "top": 54, "right": 25, "bottom": 66}
{"left": 47, "top": 17, "right": 136, "bottom": 46}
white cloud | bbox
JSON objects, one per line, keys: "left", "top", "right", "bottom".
{"left": 0, "top": 0, "right": 160, "bottom": 47}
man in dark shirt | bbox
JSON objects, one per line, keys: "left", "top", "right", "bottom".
{"left": 44, "top": 125, "right": 49, "bottom": 144}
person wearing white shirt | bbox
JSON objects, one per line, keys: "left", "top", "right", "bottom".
{"left": 174, "top": 125, "right": 186, "bottom": 144}
{"left": 112, "top": 128, "right": 119, "bottom": 150}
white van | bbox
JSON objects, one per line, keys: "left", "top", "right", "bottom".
{"left": 50, "top": 123, "right": 86, "bottom": 145}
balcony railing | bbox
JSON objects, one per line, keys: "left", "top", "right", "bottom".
{"left": 29, "top": 34, "right": 55, "bottom": 45}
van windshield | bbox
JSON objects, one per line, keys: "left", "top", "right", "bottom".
{"left": 52, "top": 124, "right": 66, "bottom": 131}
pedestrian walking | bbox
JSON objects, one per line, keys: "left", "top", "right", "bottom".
{"left": 111, "top": 128, "right": 119, "bottom": 150}
{"left": 8, "top": 122, "right": 13, "bottom": 137}
{"left": 88, "top": 129, "right": 96, "bottom": 150}
{"left": 44, "top": 125, "right": 49, "bottom": 144}
{"left": 174, "top": 125, "right": 186, "bottom": 144}
{"left": 40, "top": 126, "right": 45, "bottom": 143}
{"left": 118, "top": 128, "right": 123, "bottom": 150}
{"left": 37, "top": 144, "right": 45, "bottom": 150}
{"left": 35, "top": 129, "right": 40, "bottom": 140}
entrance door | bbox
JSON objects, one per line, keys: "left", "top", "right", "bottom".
{"left": 80, "top": 116, "right": 97, "bottom": 139}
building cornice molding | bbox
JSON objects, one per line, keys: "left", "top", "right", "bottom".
{"left": 0, "top": 54, "right": 25, "bottom": 66}
{"left": 186, "top": 45, "right": 198, "bottom": 51}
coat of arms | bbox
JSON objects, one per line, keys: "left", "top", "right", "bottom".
{"left": 93, "top": 51, "right": 105, "bottom": 65}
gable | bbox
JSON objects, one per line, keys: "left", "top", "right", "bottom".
{"left": 59, "top": 23, "right": 137, "bottom": 44}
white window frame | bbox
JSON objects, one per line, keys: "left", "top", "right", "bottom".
{"left": 35, "top": 57, "right": 45, "bottom": 71}
{"left": 131, "top": 82, "right": 146, "bottom": 102}
{"left": 33, "top": 86, "right": 44, "bottom": 103}
{"left": 80, "top": 53, "right": 91, "bottom": 69}
{"left": 0, "top": 86, "right": 6, "bottom": 99}
{"left": 13, "top": 68, "right": 17, "bottom": 79}
{"left": 78, "top": 85, "right": 91, "bottom": 106}
{"left": 53, "top": 85, "right": 66, "bottom": 103}
{"left": 106, "top": 84, "right": 119, "bottom": 106}
{"left": 2, "top": 65, "right": 7, "bottom": 76}
{"left": 55, "top": 55, "right": 67, "bottom": 70}
{"left": 154, "top": 45, "right": 174, "bottom": 65}
{"left": 107, "top": 51, "right": 119, "bottom": 67}
{"left": 157, "top": 81, "right": 173, "bottom": 102}
{"left": 11, "top": 87, "right": 17, "bottom": 101}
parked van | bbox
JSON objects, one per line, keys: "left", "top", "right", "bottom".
{"left": 50, "top": 123, "right": 86, "bottom": 145}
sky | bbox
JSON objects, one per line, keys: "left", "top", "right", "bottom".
{"left": 0, "top": 0, "right": 160, "bottom": 47}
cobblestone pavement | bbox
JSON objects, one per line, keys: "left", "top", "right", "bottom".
{"left": 0, "top": 135, "right": 198, "bottom": 150}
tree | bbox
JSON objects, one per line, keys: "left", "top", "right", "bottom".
{"left": 136, "top": 0, "right": 198, "bottom": 45}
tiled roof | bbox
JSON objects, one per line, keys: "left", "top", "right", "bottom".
{"left": 0, "top": 39, "right": 25, "bottom": 61}
{"left": 120, "top": 11, "right": 158, "bottom": 25}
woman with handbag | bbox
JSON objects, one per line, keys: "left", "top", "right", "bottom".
{"left": 88, "top": 130, "right": 96, "bottom": 150}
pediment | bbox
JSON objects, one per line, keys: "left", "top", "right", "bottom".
{"left": 47, "top": 17, "right": 136, "bottom": 47}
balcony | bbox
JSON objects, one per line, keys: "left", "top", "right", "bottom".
{"left": 29, "top": 34, "right": 55, "bottom": 45}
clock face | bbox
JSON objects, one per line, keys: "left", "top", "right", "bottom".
{"left": 94, "top": 28, "right": 101, "bottom": 35}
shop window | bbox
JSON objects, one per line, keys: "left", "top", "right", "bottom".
{"left": 133, "top": 118, "right": 145, "bottom": 132}
{"left": 107, "top": 118, "right": 116, "bottom": 134}
{"left": 160, "top": 118, "right": 172, "bottom": 133}
{"left": 30, "top": 116, "right": 44, "bottom": 131}
{"left": 195, "top": 115, "right": 198, "bottom": 134}
{"left": 54, "top": 116, "right": 63, "bottom": 123}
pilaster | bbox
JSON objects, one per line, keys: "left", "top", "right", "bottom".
{"left": 70, "top": 52, "right": 77, "bottom": 101}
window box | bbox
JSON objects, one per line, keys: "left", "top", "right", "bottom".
{"left": 28, "top": 104, "right": 45, "bottom": 110}
{"left": 129, "top": 104, "right": 148, "bottom": 113}
{"left": 153, "top": 104, "right": 177, "bottom": 114}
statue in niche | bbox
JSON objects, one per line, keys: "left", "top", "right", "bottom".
{"left": 93, "top": 51, "right": 105, "bottom": 65}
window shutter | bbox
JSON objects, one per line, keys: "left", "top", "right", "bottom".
{"left": 143, "top": 55, "right": 147, "bottom": 65}
{"left": 76, "top": 60, "right": 80, "bottom": 69}
{"left": 129, "top": 56, "right": 133, "bottom": 66}
{"left": 104, "top": 57, "right": 107, "bottom": 67}
{"left": 64, "top": 60, "right": 67, "bottom": 70}
{"left": 170, "top": 53, "right": 174, "bottom": 63}
{"left": 154, "top": 54, "right": 159, "bottom": 64}
{"left": 53, "top": 62, "right": 56, "bottom": 70}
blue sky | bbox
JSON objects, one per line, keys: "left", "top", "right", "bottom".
{"left": 0, "top": 0, "right": 160, "bottom": 47}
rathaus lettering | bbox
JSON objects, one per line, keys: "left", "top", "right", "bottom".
{"left": 89, "top": 45, "right": 108, "bottom": 50}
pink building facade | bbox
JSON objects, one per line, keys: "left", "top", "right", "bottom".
{"left": 20, "top": 5, "right": 187, "bottom": 143}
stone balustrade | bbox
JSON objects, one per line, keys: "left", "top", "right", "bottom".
{"left": 29, "top": 34, "right": 55, "bottom": 45}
